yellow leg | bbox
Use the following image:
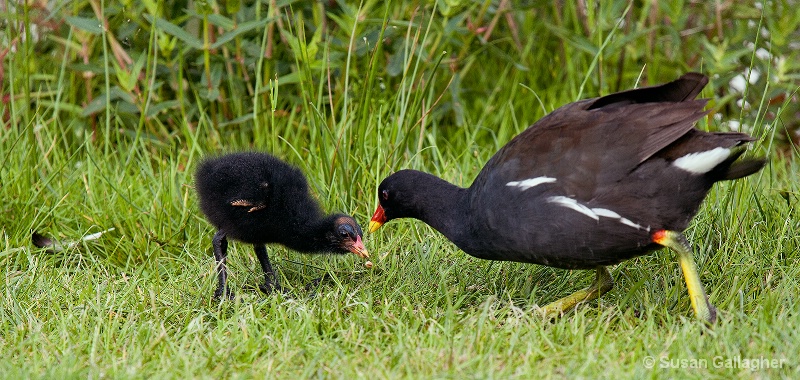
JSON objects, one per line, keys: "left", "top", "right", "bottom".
{"left": 539, "top": 266, "right": 614, "bottom": 319}
{"left": 654, "top": 230, "right": 717, "bottom": 324}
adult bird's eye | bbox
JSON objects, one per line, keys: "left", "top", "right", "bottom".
{"left": 381, "top": 189, "right": 389, "bottom": 200}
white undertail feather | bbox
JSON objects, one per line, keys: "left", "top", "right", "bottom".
{"left": 506, "top": 176, "right": 557, "bottom": 191}
{"left": 673, "top": 147, "right": 731, "bottom": 174}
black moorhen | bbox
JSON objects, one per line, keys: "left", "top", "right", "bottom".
{"left": 196, "top": 152, "right": 369, "bottom": 299}
{"left": 369, "top": 73, "right": 765, "bottom": 323}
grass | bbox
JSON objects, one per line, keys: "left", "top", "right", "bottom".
{"left": 2, "top": 1, "right": 800, "bottom": 378}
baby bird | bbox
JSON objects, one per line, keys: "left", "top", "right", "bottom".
{"left": 195, "top": 152, "right": 369, "bottom": 299}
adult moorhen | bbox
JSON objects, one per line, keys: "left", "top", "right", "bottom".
{"left": 369, "top": 73, "right": 765, "bottom": 323}
{"left": 196, "top": 152, "right": 369, "bottom": 299}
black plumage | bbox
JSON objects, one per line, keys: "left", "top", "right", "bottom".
{"left": 369, "top": 73, "right": 765, "bottom": 322}
{"left": 196, "top": 152, "right": 368, "bottom": 298}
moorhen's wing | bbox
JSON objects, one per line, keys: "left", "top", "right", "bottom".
{"left": 461, "top": 75, "right": 712, "bottom": 263}
{"left": 229, "top": 181, "right": 270, "bottom": 212}
{"left": 471, "top": 73, "right": 711, "bottom": 205}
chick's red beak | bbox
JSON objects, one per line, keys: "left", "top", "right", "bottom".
{"left": 349, "top": 235, "right": 369, "bottom": 259}
{"left": 369, "top": 205, "right": 386, "bottom": 233}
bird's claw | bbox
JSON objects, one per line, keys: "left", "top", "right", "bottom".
{"left": 213, "top": 286, "right": 235, "bottom": 301}
{"left": 258, "top": 281, "right": 287, "bottom": 295}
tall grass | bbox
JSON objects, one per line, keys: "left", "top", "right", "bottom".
{"left": 2, "top": 1, "right": 799, "bottom": 378}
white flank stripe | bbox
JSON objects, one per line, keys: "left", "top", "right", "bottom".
{"left": 595, "top": 208, "right": 649, "bottom": 231}
{"left": 591, "top": 208, "right": 621, "bottom": 219}
{"left": 619, "top": 217, "right": 647, "bottom": 231}
{"left": 547, "top": 196, "right": 598, "bottom": 220}
{"left": 673, "top": 147, "right": 731, "bottom": 174}
{"left": 506, "top": 176, "right": 557, "bottom": 191}
{"left": 549, "top": 198, "right": 650, "bottom": 231}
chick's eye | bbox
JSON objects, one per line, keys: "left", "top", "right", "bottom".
{"left": 338, "top": 224, "right": 354, "bottom": 239}
{"left": 381, "top": 190, "right": 389, "bottom": 200}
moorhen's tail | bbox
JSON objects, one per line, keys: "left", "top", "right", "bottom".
{"left": 701, "top": 132, "right": 766, "bottom": 181}
{"left": 660, "top": 129, "right": 766, "bottom": 182}
{"left": 720, "top": 150, "right": 767, "bottom": 181}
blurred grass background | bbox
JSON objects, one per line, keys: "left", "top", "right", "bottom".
{"left": 1, "top": 1, "right": 799, "bottom": 378}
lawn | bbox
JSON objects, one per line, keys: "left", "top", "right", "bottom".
{"left": 2, "top": 1, "right": 799, "bottom": 379}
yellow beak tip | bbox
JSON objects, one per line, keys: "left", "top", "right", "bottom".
{"left": 368, "top": 221, "right": 382, "bottom": 233}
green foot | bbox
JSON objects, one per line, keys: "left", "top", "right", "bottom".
{"left": 654, "top": 230, "right": 717, "bottom": 324}
{"left": 539, "top": 266, "right": 614, "bottom": 320}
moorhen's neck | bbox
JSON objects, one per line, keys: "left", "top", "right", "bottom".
{"left": 280, "top": 213, "right": 340, "bottom": 253}
{"left": 401, "top": 173, "right": 470, "bottom": 244}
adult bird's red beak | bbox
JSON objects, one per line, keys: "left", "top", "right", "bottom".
{"left": 368, "top": 205, "right": 386, "bottom": 233}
